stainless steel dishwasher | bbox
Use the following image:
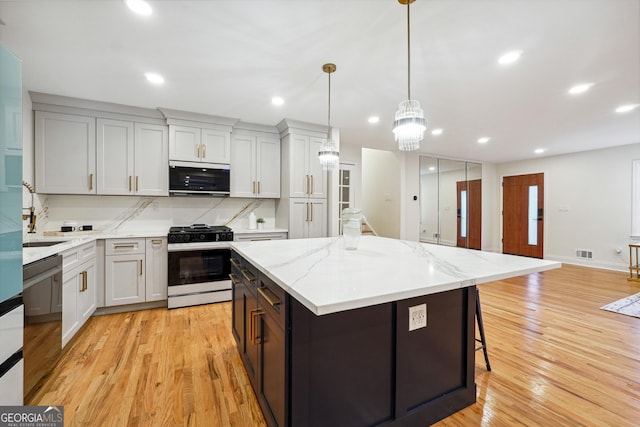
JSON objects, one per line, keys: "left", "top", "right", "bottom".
{"left": 22, "top": 254, "right": 62, "bottom": 403}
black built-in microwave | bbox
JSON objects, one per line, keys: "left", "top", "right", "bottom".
{"left": 169, "top": 161, "right": 230, "bottom": 196}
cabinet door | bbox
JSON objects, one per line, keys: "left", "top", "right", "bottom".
{"left": 62, "top": 270, "right": 80, "bottom": 347}
{"left": 231, "top": 270, "right": 244, "bottom": 347}
{"left": 97, "top": 119, "right": 134, "bottom": 195}
{"left": 35, "top": 111, "right": 96, "bottom": 194}
{"left": 243, "top": 291, "right": 259, "bottom": 388}
{"left": 78, "top": 261, "right": 96, "bottom": 324}
{"left": 202, "top": 128, "right": 230, "bottom": 164}
{"left": 308, "top": 200, "right": 327, "bottom": 238}
{"left": 256, "top": 136, "right": 280, "bottom": 198}
{"left": 105, "top": 254, "right": 146, "bottom": 306}
{"left": 289, "top": 199, "right": 309, "bottom": 239}
{"left": 169, "top": 125, "right": 201, "bottom": 162}
{"left": 145, "top": 238, "right": 168, "bottom": 301}
{"left": 308, "top": 136, "right": 327, "bottom": 198}
{"left": 290, "top": 135, "right": 310, "bottom": 198}
{"left": 259, "top": 311, "right": 286, "bottom": 427}
{"left": 230, "top": 134, "right": 257, "bottom": 198}
{"left": 135, "top": 123, "right": 169, "bottom": 196}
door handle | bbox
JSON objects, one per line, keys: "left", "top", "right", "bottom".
{"left": 250, "top": 309, "right": 265, "bottom": 345}
{"left": 139, "top": 259, "right": 143, "bottom": 275}
{"left": 89, "top": 173, "right": 94, "bottom": 191}
{"left": 151, "top": 239, "right": 163, "bottom": 245}
{"left": 136, "top": 176, "right": 139, "bottom": 192}
{"left": 230, "top": 258, "right": 241, "bottom": 269}
{"left": 202, "top": 144, "right": 206, "bottom": 158}
{"left": 310, "top": 175, "right": 314, "bottom": 194}
{"left": 196, "top": 144, "right": 201, "bottom": 158}
{"left": 229, "top": 273, "right": 241, "bottom": 286}
{"left": 129, "top": 176, "right": 132, "bottom": 192}
{"left": 305, "top": 175, "right": 310, "bottom": 194}
{"left": 252, "top": 180, "right": 256, "bottom": 194}
{"left": 257, "top": 181, "right": 261, "bottom": 195}
{"left": 310, "top": 203, "right": 313, "bottom": 221}
{"left": 80, "top": 271, "right": 87, "bottom": 292}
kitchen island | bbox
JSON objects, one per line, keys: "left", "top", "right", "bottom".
{"left": 230, "top": 236, "right": 560, "bottom": 427}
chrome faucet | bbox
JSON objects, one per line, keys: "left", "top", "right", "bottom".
{"left": 22, "top": 181, "right": 37, "bottom": 234}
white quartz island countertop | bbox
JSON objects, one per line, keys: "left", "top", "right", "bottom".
{"left": 231, "top": 235, "right": 561, "bottom": 315}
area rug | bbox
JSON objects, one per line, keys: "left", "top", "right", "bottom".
{"left": 601, "top": 292, "right": 640, "bottom": 318}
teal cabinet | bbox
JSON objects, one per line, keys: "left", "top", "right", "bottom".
{"left": 0, "top": 43, "right": 23, "bottom": 302}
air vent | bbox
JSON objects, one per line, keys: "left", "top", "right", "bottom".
{"left": 575, "top": 249, "right": 593, "bottom": 259}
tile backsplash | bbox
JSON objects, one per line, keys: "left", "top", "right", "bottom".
{"left": 25, "top": 194, "right": 275, "bottom": 236}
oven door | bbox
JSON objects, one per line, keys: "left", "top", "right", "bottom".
{"left": 168, "top": 248, "right": 230, "bottom": 286}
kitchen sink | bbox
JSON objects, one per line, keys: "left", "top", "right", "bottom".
{"left": 22, "top": 240, "right": 66, "bottom": 248}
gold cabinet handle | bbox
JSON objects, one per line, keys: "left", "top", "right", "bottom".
{"left": 310, "top": 175, "right": 314, "bottom": 194}
{"left": 257, "top": 181, "right": 261, "bottom": 195}
{"left": 136, "top": 176, "right": 139, "bottom": 192}
{"left": 202, "top": 144, "right": 206, "bottom": 158}
{"left": 258, "top": 286, "right": 280, "bottom": 307}
{"left": 139, "top": 259, "right": 143, "bottom": 275}
{"left": 80, "top": 271, "right": 87, "bottom": 292}
{"left": 241, "top": 269, "right": 255, "bottom": 283}
{"left": 196, "top": 144, "right": 201, "bottom": 158}
{"left": 151, "top": 239, "right": 163, "bottom": 245}
{"left": 305, "top": 175, "right": 310, "bottom": 194}
{"left": 252, "top": 180, "right": 256, "bottom": 194}
{"left": 89, "top": 173, "right": 94, "bottom": 191}
{"left": 229, "top": 273, "right": 241, "bottom": 285}
{"left": 250, "top": 309, "right": 264, "bottom": 345}
{"left": 129, "top": 176, "right": 132, "bottom": 192}
{"left": 230, "top": 258, "right": 241, "bottom": 269}
{"left": 114, "top": 244, "right": 136, "bottom": 249}
{"left": 310, "top": 202, "right": 313, "bottom": 222}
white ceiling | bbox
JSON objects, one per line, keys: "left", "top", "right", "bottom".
{"left": 1, "top": 0, "right": 639, "bottom": 163}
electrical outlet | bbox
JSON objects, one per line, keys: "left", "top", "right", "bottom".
{"left": 409, "top": 304, "right": 427, "bottom": 331}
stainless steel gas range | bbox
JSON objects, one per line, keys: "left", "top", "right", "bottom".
{"left": 167, "top": 224, "right": 233, "bottom": 309}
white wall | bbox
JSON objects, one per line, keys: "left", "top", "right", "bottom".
{"left": 495, "top": 143, "right": 640, "bottom": 271}
{"left": 362, "top": 148, "right": 401, "bottom": 238}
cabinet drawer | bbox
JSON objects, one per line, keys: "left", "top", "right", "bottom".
{"left": 258, "top": 274, "right": 286, "bottom": 329}
{"left": 61, "top": 240, "right": 96, "bottom": 272}
{"left": 105, "top": 238, "right": 146, "bottom": 255}
{"left": 231, "top": 252, "right": 258, "bottom": 295}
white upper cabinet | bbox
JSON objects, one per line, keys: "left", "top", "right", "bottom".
{"left": 169, "top": 125, "right": 230, "bottom": 164}
{"left": 35, "top": 111, "right": 97, "bottom": 194}
{"left": 134, "top": 123, "right": 169, "bottom": 195}
{"left": 289, "top": 134, "right": 327, "bottom": 199}
{"left": 97, "top": 119, "right": 168, "bottom": 196}
{"left": 230, "top": 125, "right": 280, "bottom": 198}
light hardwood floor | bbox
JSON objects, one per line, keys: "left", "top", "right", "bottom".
{"left": 31, "top": 264, "right": 640, "bottom": 426}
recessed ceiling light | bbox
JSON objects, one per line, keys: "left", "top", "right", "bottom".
{"left": 271, "top": 96, "right": 284, "bottom": 106}
{"left": 534, "top": 148, "right": 546, "bottom": 154}
{"left": 125, "top": 0, "right": 152, "bottom": 16}
{"left": 431, "top": 128, "right": 443, "bottom": 136}
{"left": 498, "top": 50, "right": 523, "bottom": 65}
{"left": 568, "top": 83, "right": 594, "bottom": 95}
{"left": 368, "top": 116, "right": 380, "bottom": 124}
{"left": 615, "top": 104, "right": 639, "bottom": 113}
{"left": 144, "top": 72, "right": 164, "bottom": 85}
{"left": 477, "top": 137, "right": 490, "bottom": 144}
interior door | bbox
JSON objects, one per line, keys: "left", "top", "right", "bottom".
{"left": 456, "top": 179, "right": 482, "bottom": 249}
{"left": 502, "top": 173, "right": 544, "bottom": 258}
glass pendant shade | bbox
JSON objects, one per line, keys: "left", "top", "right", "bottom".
{"left": 319, "top": 133, "right": 339, "bottom": 170}
{"left": 318, "top": 63, "right": 339, "bottom": 170}
{"left": 393, "top": 99, "right": 426, "bottom": 151}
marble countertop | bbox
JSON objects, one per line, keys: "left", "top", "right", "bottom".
{"left": 231, "top": 235, "right": 561, "bottom": 315}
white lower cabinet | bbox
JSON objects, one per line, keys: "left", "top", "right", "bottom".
{"left": 289, "top": 199, "right": 326, "bottom": 239}
{"left": 61, "top": 241, "right": 97, "bottom": 347}
{"left": 145, "top": 238, "right": 168, "bottom": 301}
{"left": 105, "top": 237, "right": 167, "bottom": 307}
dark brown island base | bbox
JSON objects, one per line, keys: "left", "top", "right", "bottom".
{"left": 232, "top": 250, "right": 476, "bottom": 426}
{"left": 230, "top": 236, "right": 559, "bottom": 426}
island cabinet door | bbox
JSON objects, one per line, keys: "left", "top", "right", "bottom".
{"left": 258, "top": 309, "right": 286, "bottom": 427}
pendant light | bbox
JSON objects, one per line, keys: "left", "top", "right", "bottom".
{"left": 318, "top": 63, "right": 339, "bottom": 170}
{"left": 393, "top": 0, "right": 426, "bottom": 151}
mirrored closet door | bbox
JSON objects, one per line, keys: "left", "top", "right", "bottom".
{"left": 419, "top": 157, "right": 482, "bottom": 249}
